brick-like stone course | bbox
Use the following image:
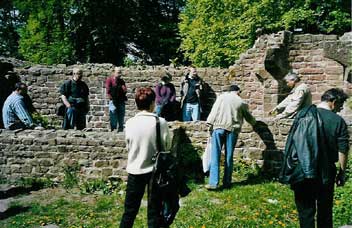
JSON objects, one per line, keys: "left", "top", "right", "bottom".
{"left": 1, "top": 120, "right": 350, "bottom": 181}
{"left": 0, "top": 31, "right": 351, "bottom": 181}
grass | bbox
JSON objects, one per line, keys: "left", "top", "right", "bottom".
{"left": 1, "top": 179, "right": 351, "bottom": 228}
{"left": 1, "top": 156, "right": 351, "bottom": 228}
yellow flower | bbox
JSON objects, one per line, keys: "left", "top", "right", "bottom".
{"left": 335, "top": 200, "right": 341, "bottom": 205}
{"left": 292, "top": 210, "right": 297, "bottom": 214}
{"left": 269, "top": 221, "right": 274, "bottom": 225}
{"left": 202, "top": 225, "right": 206, "bottom": 228}
{"left": 265, "top": 210, "right": 269, "bottom": 214}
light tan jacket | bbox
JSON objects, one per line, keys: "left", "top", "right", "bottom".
{"left": 275, "top": 83, "right": 312, "bottom": 119}
{"left": 206, "top": 92, "right": 256, "bottom": 132}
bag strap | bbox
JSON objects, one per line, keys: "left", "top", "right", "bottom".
{"left": 153, "top": 116, "right": 162, "bottom": 162}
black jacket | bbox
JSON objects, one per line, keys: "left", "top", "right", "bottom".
{"left": 279, "top": 105, "right": 331, "bottom": 185}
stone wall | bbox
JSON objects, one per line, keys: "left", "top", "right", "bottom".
{"left": 13, "top": 65, "right": 227, "bottom": 129}
{"left": 0, "top": 31, "right": 351, "bottom": 130}
{"left": 229, "top": 31, "right": 352, "bottom": 119}
{"left": 1, "top": 120, "right": 351, "bottom": 181}
{"left": 0, "top": 31, "right": 351, "bottom": 181}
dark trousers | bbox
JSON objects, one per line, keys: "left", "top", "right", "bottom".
{"left": 292, "top": 179, "right": 335, "bottom": 228}
{"left": 63, "top": 107, "right": 86, "bottom": 130}
{"left": 120, "top": 173, "right": 161, "bottom": 228}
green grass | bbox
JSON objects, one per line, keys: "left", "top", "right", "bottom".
{"left": 1, "top": 156, "right": 351, "bottom": 228}
{"left": 1, "top": 178, "right": 351, "bottom": 228}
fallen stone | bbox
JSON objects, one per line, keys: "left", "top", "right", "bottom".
{"left": 0, "top": 199, "right": 10, "bottom": 213}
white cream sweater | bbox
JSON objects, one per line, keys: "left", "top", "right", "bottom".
{"left": 125, "top": 111, "right": 171, "bottom": 175}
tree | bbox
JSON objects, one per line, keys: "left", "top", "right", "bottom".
{"left": 14, "top": 0, "right": 74, "bottom": 64}
{"left": 179, "top": 0, "right": 352, "bottom": 67}
{"left": 0, "top": 0, "right": 21, "bottom": 58}
{"left": 9, "top": 0, "right": 184, "bottom": 65}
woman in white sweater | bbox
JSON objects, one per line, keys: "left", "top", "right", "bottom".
{"left": 120, "top": 87, "right": 171, "bottom": 228}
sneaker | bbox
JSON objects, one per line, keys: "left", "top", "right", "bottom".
{"left": 205, "top": 184, "right": 218, "bottom": 190}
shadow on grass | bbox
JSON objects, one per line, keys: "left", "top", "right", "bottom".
{"left": 0, "top": 205, "right": 31, "bottom": 220}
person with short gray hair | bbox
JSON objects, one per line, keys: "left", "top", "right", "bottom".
{"left": 269, "top": 72, "right": 311, "bottom": 119}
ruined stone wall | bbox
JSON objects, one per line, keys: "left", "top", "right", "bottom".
{"left": 0, "top": 31, "right": 351, "bottom": 181}
{"left": 229, "top": 31, "right": 352, "bottom": 119}
{"left": 14, "top": 65, "right": 227, "bottom": 129}
{"left": 1, "top": 31, "right": 350, "bottom": 130}
{"left": 1, "top": 120, "right": 350, "bottom": 181}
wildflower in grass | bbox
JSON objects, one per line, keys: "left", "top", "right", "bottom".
{"left": 269, "top": 221, "right": 274, "bottom": 225}
{"left": 202, "top": 225, "right": 206, "bottom": 228}
{"left": 292, "top": 209, "right": 297, "bottom": 214}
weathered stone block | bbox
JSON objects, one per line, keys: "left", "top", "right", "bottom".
{"left": 94, "top": 160, "right": 109, "bottom": 168}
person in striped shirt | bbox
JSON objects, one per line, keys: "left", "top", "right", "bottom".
{"left": 2, "top": 82, "right": 34, "bottom": 130}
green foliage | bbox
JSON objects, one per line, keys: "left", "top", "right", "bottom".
{"left": 15, "top": 0, "right": 74, "bottom": 65}
{"left": 334, "top": 154, "right": 352, "bottom": 226}
{"left": 0, "top": 0, "right": 21, "bottom": 58}
{"left": 347, "top": 97, "right": 352, "bottom": 110}
{"left": 6, "top": 0, "right": 184, "bottom": 65}
{"left": 15, "top": 177, "right": 56, "bottom": 188}
{"left": 179, "top": 0, "right": 351, "bottom": 67}
{"left": 32, "top": 112, "right": 49, "bottom": 128}
{"left": 62, "top": 163, "right": 80, "bottom": 189}
{"left": 233, "top": 158, "right": 261, "bottom": 181}
{"left": 80, "top": 178, "right": 122, "bottom": 195}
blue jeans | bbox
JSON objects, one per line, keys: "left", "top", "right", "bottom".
{"left": 63, "top": 107, "right": 86, "bottom": 130}
{"left": 109, "top": 101, "right": 125, "bottom": 131}
{"left": 155, "top": 104, "right": 163, "bottom": 116}
{"left": 182, "top": 102, "right": 200, "bottom": 121}
{"left": 209, "top": 129, "right": 238, "bottom": 187}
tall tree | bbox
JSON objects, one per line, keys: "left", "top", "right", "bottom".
{"left": 0, "top": 0, "right": 21, "bottom": 58}
{"left": 179, "top": 0, "right": 352, "bottom": 67}
{"left": 14, "top": 0, "right": 74, "bottom": 64}
{"left": 130, "top": 0, "right": 185, "bottom": 65}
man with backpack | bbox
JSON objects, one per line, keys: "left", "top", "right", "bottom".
{"left": 106, "top": 67, "right": 127, "bottom": 132}
{"left": 59, "top": 68, "right": 89, "bottom": 130}
{"left": 180, "top": 66, "right": 204, "bottom": 121}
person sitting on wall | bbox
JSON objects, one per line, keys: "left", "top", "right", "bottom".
{"left": 105, "top": 67, "right": 127, "bottom": 132}
{"left": 269, "top": 72, "right": 312, "bottom": 120}
{"left": 154, "top": 72, "right": 176, "bottom": 121}
{"left": 2, "top": 82, "right": 35, "bottom": 130}
{"left": 180, "top": 66, "right": 204, "bottom": 121}
{"left": 59, "top": 68, "right": 89, "bottom": 130}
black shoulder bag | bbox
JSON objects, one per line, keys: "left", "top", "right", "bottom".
{"left": 151, "top": 117, "right": 177, "bottom": 191}
{"left": 150, "top": 116, "right": 179, "bottom": 227}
